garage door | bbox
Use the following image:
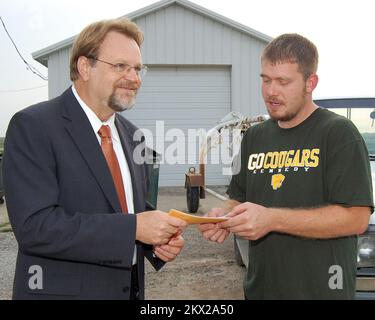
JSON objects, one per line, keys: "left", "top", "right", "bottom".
{"left": 122, "top": 66, "right": 231, "bottom": 186}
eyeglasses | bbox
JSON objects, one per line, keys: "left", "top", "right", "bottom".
{"left": 88, "top": 56, "right": 148, "bottom": 78}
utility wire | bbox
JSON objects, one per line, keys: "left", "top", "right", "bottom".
{"left": 0, "top": 84, "right": 48, "bottom": 93}
{"left": 0, "top": 16, "right": 48, "bottom": 81}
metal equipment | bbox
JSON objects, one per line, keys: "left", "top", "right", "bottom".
{"left": 184, "top": 112, "right": 269, "bottom": 213}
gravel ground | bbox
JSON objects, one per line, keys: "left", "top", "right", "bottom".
{"left": 0, "top": 232, "right": 17, "bottom": 300}
{"left": 0, "top": 187, "right": 246, "bottom": 300}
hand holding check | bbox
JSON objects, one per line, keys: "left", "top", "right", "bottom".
{"left": 168, "top": 209, "right": 228, "bottom": 224}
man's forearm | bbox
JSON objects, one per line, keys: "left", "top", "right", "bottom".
{"left": 270, "top": 205, "right": 371, "bottom": 239}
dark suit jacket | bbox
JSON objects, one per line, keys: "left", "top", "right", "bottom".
{"left": 3, "top": 88, "right": 164, "bottom": 299}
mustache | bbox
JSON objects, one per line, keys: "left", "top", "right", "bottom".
{"left": 115, "top": 81, "right": 139, "bottom": 90}
{"left": 266, "top": 97, "right": 284, "bottom": 104}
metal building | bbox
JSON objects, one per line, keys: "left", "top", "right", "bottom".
{"left": 33, "top": 0, "right": 272, "bottom": 186}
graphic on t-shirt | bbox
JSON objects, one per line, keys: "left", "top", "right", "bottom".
{"left": 271, "top": 174, "right": 285, "bottom": 190}
{"left": 247, "top": 148, "right": 320, "bottom": 172}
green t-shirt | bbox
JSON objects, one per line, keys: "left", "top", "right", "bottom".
{"left": 228, "top": 108, "right": 374, "bottom": 299}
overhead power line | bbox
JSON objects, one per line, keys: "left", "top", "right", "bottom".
{"left": 0, "top": 84, "right": 48, "bottom": 93}
{"left": 0, "top": 16, "right": 48, "bottom": 81}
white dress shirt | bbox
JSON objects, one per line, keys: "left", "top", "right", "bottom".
{"left": 72, "top": 86, "right": 137, "bottom": 265}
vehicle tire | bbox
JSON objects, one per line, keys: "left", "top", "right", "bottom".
{"left": 186, "top": 185, "right": 199, "bottom": 213}
{"left": 0, "top": 197, "right": 4, "bottom": 205}
{"left": 234, "top": 236, "right": 245, "bottom": 267}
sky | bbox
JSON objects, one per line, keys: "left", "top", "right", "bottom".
{"left": 0, "top": 0, "right": 374, "bottom": 136}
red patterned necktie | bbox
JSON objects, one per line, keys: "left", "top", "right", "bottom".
{"left": 98, "top": 125, "right": 128, "bottom": 214}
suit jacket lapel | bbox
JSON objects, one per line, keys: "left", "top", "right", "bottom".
{"left": 60, "top": 88, "right": 122, "bottom": 213}
{"left": 115, "top": 116, "right": 144, "bottom": 213}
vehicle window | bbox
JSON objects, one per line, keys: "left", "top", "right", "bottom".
{"left": 327, "top": 108, "right": 375, "bottom": 156}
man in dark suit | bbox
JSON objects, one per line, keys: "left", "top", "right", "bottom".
{"left": 2, "top": 18, "right": 187, "bottom": 300}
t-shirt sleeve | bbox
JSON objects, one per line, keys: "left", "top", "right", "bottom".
{"left": 227, "top": 130, "right": 249, "bottom": 203}
{"left": 326, "top": 120, "right": 374, "bottom": 212}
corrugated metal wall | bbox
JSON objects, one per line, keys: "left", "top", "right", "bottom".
{"left": 47, "top": 47, "right": 71, "bottom": 99}
{"left": 135, "top": 4, "right": 267, "bottom": 116}
{"left": 47, "top": 3, "right": 267, "bottom": 117}
{"left": 124, "top": 65, "right": 231, "bottom": 186}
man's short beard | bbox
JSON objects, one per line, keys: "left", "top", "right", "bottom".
{"left": 269, "top": 110, "right": 298, "bottom": 122}
{"left": 108, "top": 92, "right": 136, "bottom": 112}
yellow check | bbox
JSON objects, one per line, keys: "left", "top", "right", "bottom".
{"left": 168, "top": 209, "right": 228, "bottom": 224}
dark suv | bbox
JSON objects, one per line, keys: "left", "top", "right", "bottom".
{"left": 234, "top": 98, "right": 375, "bottom": 299}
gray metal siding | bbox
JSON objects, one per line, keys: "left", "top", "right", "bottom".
{"left": 47, "top": 3, "right": 267, "bottom": 116}
{"left": 134, "top": 3, "right": 267, "bottom": 116}
{"left": 123, "top": 66, "right": 231, "bottom": 186}
{"left": 47, "top": 47, "right": 71, "bottom": 98}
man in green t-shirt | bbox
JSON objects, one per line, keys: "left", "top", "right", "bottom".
{"left": 199, "top": 33, "right": 373, "bottom": 299}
